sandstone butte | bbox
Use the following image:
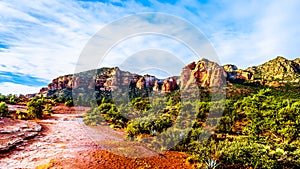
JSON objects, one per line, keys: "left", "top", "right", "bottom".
{"left": 38, "top": 56, "right": 300, "bottom": 97}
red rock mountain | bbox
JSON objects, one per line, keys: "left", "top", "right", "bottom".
{"left": 38, "top": 56, "right": 300, "bottom": 97}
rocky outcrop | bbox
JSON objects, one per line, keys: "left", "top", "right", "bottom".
{"left": 0, "top": 117, "right": 42, "bottom": 152}
{"left": 39, "top": 56, "right": 300, "bottom": 97}
{"left": 40, "top": 67, "right": 176, "bottom": 97}
{"left": 162, "top": 77, "right": 178, "bottom": 92}
{"left": 180, "top": 59, "right": 227, "bottom": 89}
{"left": 293, "top": 58, "right": 300, "bottom": 65}
{"left": 223, "top": 64, "right": 253, "bottom": 83}
{"left": 246, "top": 56, "right": 300, "bottom": 81}
{"left": 180, "top": 62, "right": 196, "bottom": 89}
{"left": 223, "top": 56, "right": 300, "bottom": 83}
{"left": 135, "top": 75, "right": 156, "bottom": 90}
{"left": 47, "top": 75, "right": 74, "bottom": 90}
{"left": 41, "top": 58, "right": 228, "bottom": 97}
{"left": 153, "top": 80, "right": 160, "bottom": 91}
{"left": 223, "top": 64, "right": 238, "bottom": 73}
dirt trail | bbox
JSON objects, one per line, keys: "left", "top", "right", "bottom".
{"left": 0, "top": 106, "right": 191, "bottom": 169}
{"left": 0, "top": 113, "right": 95, "bottom": 168}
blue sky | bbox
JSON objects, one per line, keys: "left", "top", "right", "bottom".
{"left": 0, "top": 0, "right": 300, "bottom": 94}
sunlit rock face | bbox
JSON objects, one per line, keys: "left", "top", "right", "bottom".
{"left": 39, "top": 56, "right": 300, "bottom": 97}
{"left": 246, "top": 56, "right": 300, "bottom": 81}
{"left": 153, "top": 80, "right": 160, "bottom": 92}
{"left": 41, "top": 59, "right": 226, "bottom": 97}
{"left": 161, "top": 77, "right": 178, "bottom": 93}
{"left": 180, "top": 59, "right": 227, "bottom": 89}
{"left": 223, "top": 64, "right": 254, "bottom": 82}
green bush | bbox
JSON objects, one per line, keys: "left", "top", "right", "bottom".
{"left": 131, "top": 97, "right": 151, "bottom": 111}
{"left": 81, "top": 87, "right": 300, "bottom": 168}
{"left": 43, "top": 104, "right": 53, "bottom": 115}
{"left": 83, "top": 103, "right": 128, "bottom": 128}
{"left": 0, "top": 102, "right": 9, "bottom": 117}
{"left": 16, "top": 110, "right": 28, "bottom": 120}
{"left": 65, "top": 100, "right": 74, "bottom": 107}
{"left": 0, "top": 94, "right": 5, "bottom": 102}
{"left": 27, "top": 98, "right": 45, "bottom": 119}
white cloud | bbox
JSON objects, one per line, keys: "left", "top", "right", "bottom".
{"left": 0, "top": 0, "right": 99, "bottom": 80}
{"left": 103, "top": 35, "right": 195, "bottom": 67}
{"left": 0, "top": 82, "right": 41, "bottom": 95}
{"left": 1, "top": 0, "right": 300, "bottom": 94}
{"left": 207, "top": 0, "right": 300, "bottom": 68}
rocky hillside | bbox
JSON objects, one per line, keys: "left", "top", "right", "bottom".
{"left": 38, "top": 56, "right": 300, "bottom": 98}
{"left": 39, "top": 59, "right": 231, "bottom": 96}
{"left": 39, "top": 67, "right": 178, "bottom": 97}
{"left": 246, "top": 56, "right": 300, "bottom": 81}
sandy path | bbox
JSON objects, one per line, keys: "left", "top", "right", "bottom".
{"left": 0, "top": 113, "right": 99, "bottom": 168}
{"left": 0, "top": 106, "right": 191, "bottom": 169}
{"left": 0, "top": 109, "right": 162, "bottom": 169}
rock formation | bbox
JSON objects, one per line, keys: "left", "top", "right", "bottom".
{"left": 180, "top": 59, "right": 227, "bottom": 89}
{"left": 162, "top": 77, "right": 178, "bottom": 92}
{"left": 246, "top": 56, "right": 300, "bottom": 81}
{"left": 38, "top": 56, "right": 300, "bottom": 97}
{"left": 0, "top": 117, "right": 42, "bottom": 152}
{"left": 223, "top": 64, "right": 253, "bottom": 83}
{"left": 40, "top": 67, "right": 175, "bottom": 97}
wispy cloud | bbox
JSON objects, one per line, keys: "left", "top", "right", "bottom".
{"left": 204, "top": 0, "right": 300, "bottom": 68}
{"left": 0, "top": 71, "right": 48, "bottom": 86}
{"left": 0, "top": 0, "right": 300, "bottom": 94}
{"left": 0, "top": 82, "right": 44, "bottom": 95}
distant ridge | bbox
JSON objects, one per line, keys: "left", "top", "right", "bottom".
{"left": 246, "top": 56, "right": 300, "bottom": 81}
{"left": 36, "top": 56, "right": 300, "bottom": 98}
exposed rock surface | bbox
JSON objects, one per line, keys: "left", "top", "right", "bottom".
{"left": 223, "top": 56, "right": 300, "bottom": 84}
{"left": 223, "top": 64, "right": 254, "bottom": 82}
{"left": 180, "top": 59, "right": 227, "bottom": 89}
{"left": 0, "top": 117, "right": 42, "bottom": 152}
{"left": 293, "top": 58, "right": 300, "bottom": 65}
{"left": 40, "top": 67, "right": 177, "bottom": 97}
{"left": 162, "top": 77, "right": 178, "bottom": 92}
{"left": 246, "top": 56, "right": 300, "bottom": 81}
{"left": 38, "top": 56, "right": 300, "bottom": 97}
{"left": 135, "top": 75, "right": 156, "bottom": 90}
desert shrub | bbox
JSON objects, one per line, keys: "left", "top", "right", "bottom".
{"left": 232, "top": 89, "right": 300, "bottom": 143}
{"left": 125, "top": 111, "right": 174, "bottom": 138}
{"left": 7, "top": 94, "right": 17, "bottom": 104}
{"left": 83, "top": 107, "right": 105, "bottom": 126}
{"left": 0, "top": 102, "right": 9, "bottom": 117}
{"left": 83, "top": 103, "right": 128, "bottom": 128}
{"left": 27, "top": 98, "right": 44, "bottom": 118}
{"left": 131, "top": 97, "right": 151, "bottom": 111}
{"left": 27, "top": 98, "right": 46, "bottom": 119}
{"left": 179, "top": 89, "right": 300, "bottom": 168}
{"left": 126, "top": 121, "right": 140, "bottom": 137}
{"left": 218, "top": 138, "right": 300, "bottom": 169}
{"left": 82, "top": 87, "right": 300, "bottom": 168}
{"left": 16, "top": 110, "right": 28, "bottom": 120}
{"left": 65, "top": 100, "right": 74, "bottom": 107}
{"left": 218, "top": 139, "right": 272, "bottom": 168}
{"left": 43, "top": 104, "right": 53, "bottom": 115}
